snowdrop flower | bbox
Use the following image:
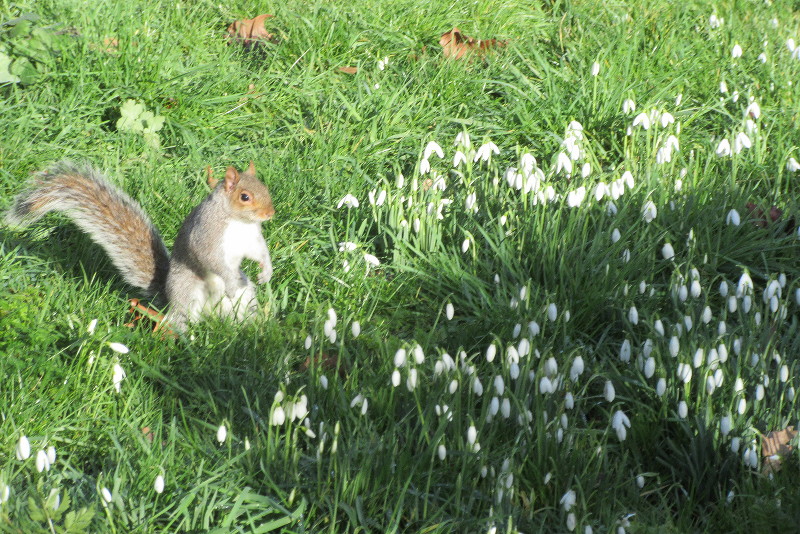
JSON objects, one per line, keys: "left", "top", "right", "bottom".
{"left": 787, "top": 157, "right": 800, "bottom": 172}
{"left": 424, "top": 141, "right": 444, "bottom": 160}
{"left": 620, "top": 339, "right": 631, "bottom": 362}
{"left": 745, "top": 100, "right": 760, "bottom": 119}
{"left": 720, "top": 416, "right": 732, "bottom": 436}
{"left": 337, "top": 194, "right": 359, "bottom": 209}
{"left": 351, "top": 321, "right": 361, "bottom": 338}
{"left": 406, "top": 369, "right": 418, "bottom": 391}
{"left": 453, "top": 150, "right": 467, "bottom": 167}
{"left": 726, "top": 209, "right": 741, "bottom": 226}
{"left": 555, "top": 152, "right": 572, "bottom": 175}
{"left": 338, "top": 241, "right": 357, "bottom": 252}
{"left": 473, "top": 142, "right": 499, "bottom": 162}
{"left": 570, "top": 356, "right": 585, "bottom": 381}
{"left": 87, "top": 318, "right": 98, "bottom": 335}
{"left": 101, "top": 487, "right": 113, "bottom": 503}
{"left": 566, "top": 186, "right": 586, "bottom": 207}
{"left": 591, "top": 61, "right": 600, "bottom": 76}
{"left": 154, "top": 474, "right": 165, "bottom": 494}
{"left": 394, "top": 348, "right": 407, "bottom": 368}
{"left": 661, "top": 243, "right": 675, "bottom": 261}
{"left": 611, "top": 410, "right": 631, "bottom": 441}
{"left": 731, "top": 44, "right": 743, "bottom": 58}
{"left": 47, "top": 446, "right": 56, "bottom": 465}
{"left": 660, "top": 112, "right": 675, "bottom": 128}
{"left": 733, "top": 132, "right": 751, "bottom": 153}
{"left": 611, "top": 228, "right": 621, "bottom": 243}
{"left": 364, "top": 253, "right": 380, "bottom": 268}
{"left": 539, "top": 376, "right": 554, "bottom": 394}
{"left": 622, "top": 171, "right": 634, "bottom": 189}
{"left": 628, "top": 306, "right": 639, "bottom": 325}
{"left": 112, "top": 363, "right": 126, "bottom": 394}
{"left": 677, "top": 401, "right": 688, "bottom": 419}
{"left": 547, "top": 303, "right": 558, "bottom": 322}
{"left": 632, "top": 112, "right": 651, "bottom": 129}
{"left": 677, "top": 363, "right": 692, "bottom": 383}
{"left": 736, "top": 271, "right": 753, "bottom": 297}
{"left": 642, "top": 200, "right": 657, "bottom": 223}
{"left": 36, "top": 450, "right": 50, "bottom": 472}
{"left": 560, "top": 489, "right": 577, "bottom": 511}
{"left": 720, "top": 80, "right": 728, "bottom": 93}
{"left": 445, "top": 303, "right": 454, "bottom": 320}
{"left": 419, "top": 158, "right": 431, "bottom": 175}
{"left": 655, "top": 319, "right": 665, "bottom": 336}
{"left": 715, "top": 139, "right": 731, "bottom": 157}
{"left": 486, "top": 344, "right": 497, "bottom": 363}
{"left": 656, "top": 378, "right": 667, "bottom": 396}
{"left": 644, "top": 357, "right": 655, "bottom": 378}
{"left": 216, "top": 424, "right": 227, "bottom": 443}
{"left": 623, "top": 98, "right": 636, "bottom": 114}
{"left": 472, "top": 376, "right": 484, "bottom": 396}
{"left": 580, "top": 162, "right": 591, "bottom": 178}
{"left": 108, "top": 342, "right": 129, "bottom": 354}
{"left": 461, "top": 238, "right": 471, "bottom": 253}
{"left": 709, "top": 14, "right": 722, "bottom": 28}
{"left": 604, "top": 380, "right": 616, "bottom": 402}
{"left": 391, "top": 369, "right": 401, "bottom": 387}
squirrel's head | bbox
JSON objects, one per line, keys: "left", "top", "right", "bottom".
{"left": 224, "top": 162, "right": 275, "bottom": 222}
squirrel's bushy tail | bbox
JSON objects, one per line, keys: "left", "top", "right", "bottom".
{"left": 5, "top": 161, "right": 170, "bottom": 295}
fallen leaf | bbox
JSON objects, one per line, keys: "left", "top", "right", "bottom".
{"left": 227, "top": 14, "right": 276, "bottom": 48}
{"left": 300, "top": 352, "right": 347, "bottom": 378}
{"left": 745, "top": 202, "right": 795, "bottom": 234}
{"left": 762, "top": 426, "right": 797, "bottom": 473}
{"left": 337, "top": 66, "right": 358, "bottom": 74}
{"left": 439, "top": 27, "right": 506, "bottom": 60}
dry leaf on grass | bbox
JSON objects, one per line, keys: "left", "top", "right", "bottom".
{"left": 439, "top": 27, "right": 506, "bottom": 60}
{"left": 227, "top": 14, "right": 277, "bottom": 48}
{"left": 762, "top": 426, "right": 797, "bottom": 473}
{"left": 337, "top": 66, "right": 358, "bottom": 74}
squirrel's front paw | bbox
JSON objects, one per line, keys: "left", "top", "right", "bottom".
{"left": 258, "top": 264, "right": 273, "bottom": 284}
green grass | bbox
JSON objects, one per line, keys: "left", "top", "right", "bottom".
{"left": 2, "top": 0, "right": 800, "bottom": 532}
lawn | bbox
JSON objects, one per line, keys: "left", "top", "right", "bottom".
{"left": 1, "top": 0, "right": 800, "bottom": 532}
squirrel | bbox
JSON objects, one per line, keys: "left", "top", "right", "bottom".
{"left": 4, "top": 161, "right": 275, "bottom": 332}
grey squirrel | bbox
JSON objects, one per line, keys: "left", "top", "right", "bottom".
{"left": 4, "top": 161, "right": 274, "bottom": 332}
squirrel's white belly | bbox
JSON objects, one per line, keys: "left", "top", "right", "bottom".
{"left": 220, "top": 219, "right": 263, "bottom": 268}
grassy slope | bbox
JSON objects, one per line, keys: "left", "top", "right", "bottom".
{"left": 1, "top": 0, "right": 800, "bottom": 532}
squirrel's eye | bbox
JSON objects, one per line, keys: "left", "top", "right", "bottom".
{"left": 240, "top": 193, "right": 250, "bottom": 202}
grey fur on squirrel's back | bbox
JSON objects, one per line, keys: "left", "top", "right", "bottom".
{"left": 5, "top": 161, "right": 171, "bottom": 295}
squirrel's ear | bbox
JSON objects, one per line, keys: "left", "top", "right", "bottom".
{"left": 247, "top": 161, "right": 256, "bottom": 174}
{"left": 206, "top": 166, "right": 219, "bottom": 189}
{"left": 224, "top": 166, "right": 240, "bottom": 192}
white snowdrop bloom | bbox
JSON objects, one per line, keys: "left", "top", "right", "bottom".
{"left": 736, "top": 271, "right": 753, "bottom": 297}
{"left": 660, "top": 112, "right": 675, "bottom": 128}
{"left": 570, "top": 356, "right": 585, "bottom": 381}
{"left": 788, "top": 38, "right": 797, "bottom": 52}
{"left": 539, "top": 376, "right": 554, "bottom": 394}
{"left": 520, "top": 152, "right": 537, "bottom": 174}
{"left": 677, "top": 363, "right": 692, "bottom": 384}
{"left": 494, "top": 375, "right": 505, "bottom": 396}
{"left": 654, "top": 319, "right": 665, "bottom": 336}
{"left": 112, "top": 363, "right": 126, "bottom": 394}
{"left": 445, "top": 303, "right": 454, "bottom": 321}
{"left": 108, "top": 342, "right": 129, "bottom": 354}
{"left": 758, "top": 50, "right": 768, "bottom": 62}
{"left": 620, "top": 339, "right": 632, "bottom": 362}
{"left": 555, "top": 152, "right": 573, "bottom": 175}
{"left": 693, "top": 348, "right": 704, "bottom": 368}
{"left": 337, "top": 194, "right": 360, "bottom": 209}
{"left": 466, "top": 425, "right": 477, "bottom": 446}
{"left": 565, "top": 392, "right": 575, "bottom": 409}
{"left": 364, "top": 253, "right": 380, "bottom": 267}
{"left": 744, "top": 297, "right": 753, "bottom": 315}
{"left": 271, "top": 405, "right": 287, "bottom": 425}
{"left": 566, "top": 186, "right": 586, "bottom": 208}
{"left": 779, "top": 273, "right": 787, "bottom": 288}
{"left": 87, "top": 318, "right": 98, "bottom": 335}
{"left": 412, "top": 218, "right": 421, "bottom": 233}
{"left": 669, "top": 336, "right": 679, "bottom": 357}
{"left": 351, "top": 321, "right": 361, "bottom": 338}
{"left": 154, "top": 474, "right": 165, "bottom": 494}
{"left": 474, "top": 142, "right": 499, "bottom": 162}
{"left": 677, "top": 401, "right": 688, "bottom": 419}
{"left": 517, "top": 338, "right": 530, "bottom": 358}
{"left": 684, "top": 315, "right": 693, "bottom": 332}
{"left": 547, "top": 303, "right": 558, "bottom": 322}
{"left": 662, "top": 243, "right": 675, "bottom": 260}
{"left": 101, "top": 487, "right": 112, "bottom": 503}
{"left": 726, "top": 209, "right": 741, "bottom": 226}
{"left": 419, "top": 158, "right": 431, "bottom": 175}
{"left": 706, "top": 375, "right": 717, "bottom": 395}
{"left": 391, "top": 369, "right": 401, "bottom": 387}
{"left": 412, "top": 344, "right": 425, "bottom": 364}
{"left": 581, "top": 162, "right": 591, "bottom": 178}
{"left": 731, "top": 44, "right": 743, "bottom": 58}
{"left": 473, "top": 376, "right": 484, "bottom": 396}
{"left": 406, "top": 368, "right": 418, "bottom": 391}
{"left": 620, "top": 171, "right": 634, "bottom": 190}
{"left": 733, "top": 132, "right": 751, "bottom": 154}
{"left": 611, "top": 228, "right": 621, "bottom": 244}
{"left": 560, "top": 489, "right": 577, "bottom": 511}
{"left": 731, "top": 437, "right": 741, "bottom": 453}
{"left": 623, "top": 98, "right": 636, "bottom": 114}
{"left": 709, "top": 13, "right": 722, "bottom": 28}
{"left": 500, "top": 397, "right": 511, "bottom": 419}
{"left": 394, "top": 348, "right": 406, "bottom": 367}
{"left": 732, "top": 90, "right": 739, "bottom": 103}
{"left": 628, "top": 306, "right": 639, "bottom": 325}
{"left": 632, "top": 112, "right": 651, "bottom": 129}
{"left": 486, "top": 344, "right": 497, "bottom": 363}
{"left": 453, "top": 150, "right": 468, "bottom": 168}
{"left": 701, "top": 306, "right": 712, "bottom": 324}
{"left": 216, "top": 425, "right": 228, "bottom": 444}
{"left": 611, "top": 410, "right": 631, "bottom": 441}
{"left": 719, "top": 80, "right": 728, "bottom": 94}
{"left": 642, "top": 200, "right": 657, "bottom": 223}
{"left": 544, "top": 357, "right": 558, "bottom": 377}
{"left": 644, "top": 357, "right": 656, "bottom": 378}
{"left": 338, "top": 241, "right": 357, "bottom": 252}
{"left": 448, "top": 379, "right": 458, "bottom": 394}
{"left": 688, "top": 279, "right": 702, "bottom": 298}
{"left": 461, "top": 238, "right": 471, "bottom": 253}
{"left": 720, "top": 415, "right": 731, "bottom": 436}
{"left": 604, "top": 380, "right": 616, "bottom": 402}
{"left": 737, "top": 397, "right": 746, "bottom": 415}
{"left": 787, "top": 158, "right": 800, "bottom": 172}
{"left": 780, "top": 364, "right": 789, "bottom": 383}
{"left": 727, "top": 295, "right": 738, "bottom": 313}
{"left": 656, "top": 378, "right": 667, "bottom": 396}
{"left": 528, "top": 321, "right": 540, "bottom": 337}
{"left": 591, "top": 61, "right": 600, "bottom": 76}
{"left": 454, "top": 131, "right": 471, "bottom": 148}
{"left": 46, "top": 446, "right": 56, "bottom": 465}
{"left": 719, "top": 281, "right": 729, "bottom": 297}
{"left": 319, "top": 374, "right": 329, "bottom": 389}
{"left": 715, "top": 139, "right": 731, "bottom": 157}
{"left": 36, "top": 450, "right": 49, "bottom": 472}
{"left": 424, "top": 141, "right": 444, "bottom": 160}
{"left": 745, "top": 101, "right": 761, "bottom": 119}
{"left": 755, "top": 384, "right": 765, "bottom": 401}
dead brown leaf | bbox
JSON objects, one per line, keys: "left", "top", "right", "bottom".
{"left": 762, "top": 426, "right": 797, "bottom": 473}
{"left": 227, "top": 14, "right": 277, "bottom": 48}
{"left": 439, "top": 27, "right": 506, "bottom": 60}
{"left": 338, "top": 66, "right": 358, "bottom": 75}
